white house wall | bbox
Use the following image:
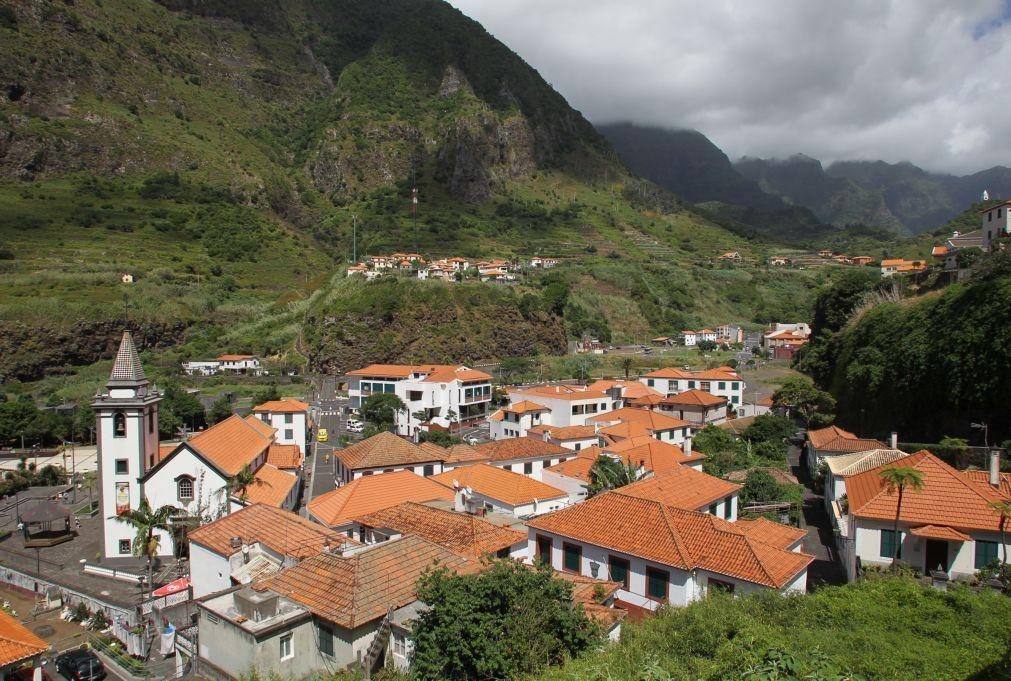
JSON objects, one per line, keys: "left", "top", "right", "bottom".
{"left": 189, "top": 543, "right": 231, "bottom": 598}
{"left": 147, "top": 447, "right": 230, "bottom": 522}
{"left": 540, "top": 470, "right": 588, "bottom": 504}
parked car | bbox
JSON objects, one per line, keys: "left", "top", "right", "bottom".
{"left": 346, "top": 420, "right": 365, "bottom": 433}
{"left": 9, "top": 666, "right": 55, "bottom": 681}
{"left": 55, "top": 649, "right": 106, "bottom": 681}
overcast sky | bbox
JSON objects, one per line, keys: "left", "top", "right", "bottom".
{"left": 448, "top": 0, "right": 1011, "bottom": 174}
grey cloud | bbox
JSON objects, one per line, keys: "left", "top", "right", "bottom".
{"left": 448, "top": 0, "right": 1011, "bottom": 173}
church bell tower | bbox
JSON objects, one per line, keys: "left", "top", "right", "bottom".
{"left": 92, "top": 331, "right": 162, "bottom": 558}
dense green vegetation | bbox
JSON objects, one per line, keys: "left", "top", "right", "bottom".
{"left": 798, "top": 254, "right": 1011, "bottom": 442}
{"left": 0, "top": 0, "right": 860, "bottom": 385}
{"left": 537, "top": 579, "right": 1011, "bottom": 681}
{"left": 413, "top": 561, "right": 600, "bottom": 681}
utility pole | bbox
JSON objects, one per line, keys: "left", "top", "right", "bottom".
{"left": 352, "top": 213, "right": 358, "bottom": 263}
{"left": 412, "top": 187, "right": 418, "bottom": 254}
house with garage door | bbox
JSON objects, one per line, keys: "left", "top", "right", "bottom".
{"left": 527, "top": 490, "right": 813, "bottom": 613}
{"left": 841, "top": 450, "right": 1011, "bottom": 582}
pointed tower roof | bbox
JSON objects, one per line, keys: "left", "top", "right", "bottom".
{"left": 109, "top": 331, "right": 147, "bottom": 384}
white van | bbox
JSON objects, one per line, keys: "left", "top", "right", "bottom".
{"left": 346, "top": 419, "right": 365, "bottom": 433}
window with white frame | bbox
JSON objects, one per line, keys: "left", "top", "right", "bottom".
{"left": 279, "top": 633, "right": 293, "bottom": 660}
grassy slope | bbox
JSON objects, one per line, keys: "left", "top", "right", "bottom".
{"left": 0, "top": 0, "right": 861, "bottom": 405}
{"left": 538, "top": 579, "right": 1011, "bottom": 681}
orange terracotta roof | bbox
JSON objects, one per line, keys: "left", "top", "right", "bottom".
{"left": 629, "top": 393, "right": 665, "bottom": 407}
{"left": 643, "top": 367, "right": 693, "bottom": 379}
{"left": 266, "top": 444, "right": 303, "bottom": 469}
{"left": 187, "top": 414, "right": 272, "bottom": 476}
{"left": 253, "top": 399, "right": 308, "bottom": 413}
{"left": 353, "top": 502, "right": 525, "bottom": 557}
{"left": 489, "top": 409, "right": 505, "bottom": 422}
{"left": 527, "top": 425, "right": 598, "bottom": 440}
{"left": 474, "top": 437, "right": 568, "bottom": 462}
{"left": 241, "top": 464, "right": 298, "bottom": 507}
{"left": 589, "top": 407, "right": 692, "bottom": 431}
{"left": 244, "top": 414, "right": 276, "bottom": 438}
{"left": 431, "top": 464, "right": 567, "bottom": 506}
{"left": 0, "top": 609, "right": 49, "bottom": 667}
{"left": 503, "top": 400, "right": 550, "bottom": 414}
{"left": 347, "top": 364, "right": 491, "bottom": 383}
{"left": 307, "top": 470, "right": 453, "bottom": 527}
{"left": 337, "top": 432, "right": 440, "bottom": 470}
{"left": 417, "top": 442, "right": 487, "bottom": 465}
{"left": 545, "top": 448, "right": 601, "bottom": 483}
{"left": 880, "top": 259, "right": 906, "bottom": 266}
{"left": 619, "top": 468, "right": 740, "bottom": 510}
{"left": 598, "top": 422, "right": 654, "bottom": 440}
{"left": 216, "top": 354, "right": 256, "bottom": 361}
{"left": 847, "top": 451, "right": 1011, "bottom": 532}
{"left": 909, "top": 525, "right": 972, "bottom": 542}
{"left": 807, "top": 425, "right": 885, "bottom": 453}
{"left": 692, "top": 368, "right": 741, "bottom": 381}
{"left": 158, "top": 444, "right": 176, "bottom": 462}
{"left": 513, "top": 385, "right": 609, "bottom": 401}
{"left": 421, "top": 366, "right": 492, "bottom": 383}
{"left": 587, "top": 380, "right": 663, "bottom": 400}
{"left": 660, "top": 389, "right": 727, "bottom": 407}
{"left": 256, "top": 535, "right": 471, "bottom": 629}
{"left": 189, "top": 503, "right": 350, "bottom": 559}
{"left": 347, "top": 364, "right": 415, "bottom": 378}
{"left": 528, "top": 492, "right": 813, "bottom": 589}
{"left": 962, "top": 470, "right": 1011, "bottom": 497}
{"left": 735, "top": 517, "right": 807, "bottom": 549}
{"left": 603, "top": 436, "right": 706, "bottom": 469}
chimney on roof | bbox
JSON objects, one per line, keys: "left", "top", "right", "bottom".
{"left": 542, "top": 430, "right": 550, "bottom": 442}
{"left": 241, "top": 543, "right": 250, "bottom": 564}
{"left": 684, "top": 434, "right": 693, "bottom": 457}
{"left": 990, "top": 450, "right": 1001, "bottom": 488}
{"left": 889, "top": 431, "right": 898, "bottom": 449}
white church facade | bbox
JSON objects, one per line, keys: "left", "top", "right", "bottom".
{"left": 94, "top": 332, "right": 301, "bottom": 559}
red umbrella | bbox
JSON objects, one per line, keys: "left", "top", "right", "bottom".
{"left": 151, "top": 577, "right": 191, "bottom": 597}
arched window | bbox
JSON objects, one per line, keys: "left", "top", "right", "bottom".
{"left": 177, "top": 476, "right": 194, "bottom": 501}
{"left": 113, "top": 412, "right": 127, "bottom": 438}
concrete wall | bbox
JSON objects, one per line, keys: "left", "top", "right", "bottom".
{"left": 541, "top": 469, "right": 588, "bottom": 503}
{"left": 189, "top": 543, "right": 232, "bottom": 598}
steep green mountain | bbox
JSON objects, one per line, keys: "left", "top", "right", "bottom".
{"left": 598, "top": 123, "right": 782, "bottom": 210}
{"left": 0, "top": 0, "right": 851, "bottom": 385}
{"left": 735, "top": 155, "right": 906, "bottom": 233}
{"left": 797, "top": 255, "right": 1011, "bottom": 442}
{"left": 736, "top": 155, "right": 1011, "bottom": 235}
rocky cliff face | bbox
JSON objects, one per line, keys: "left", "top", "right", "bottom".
{"left": 0, "top": 320, "right": 188, "bottom": 382}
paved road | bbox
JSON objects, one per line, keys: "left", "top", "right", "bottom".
{"left": 788, "top": 444, "right": 847, "bottom": 588}
{"left": 302, "top": 376, "right": 345, "bottom": 513}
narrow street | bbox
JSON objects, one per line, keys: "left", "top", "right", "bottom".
{"left": 787, "top": 444, "right": 848, "bottom": 587}
{"left": 303, "top": 376, "right": 343, "bottom": 514}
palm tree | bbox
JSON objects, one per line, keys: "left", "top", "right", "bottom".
{"left": 226, "top": 464, "right": 265, "bottom": 502}
{"left": 878, "top": 466, "right": 926, "bottom": 574}
{"left": 113, "top": 498, "right": 178, "bottom": 594}
{"left": 621, "top": 357, "right": 634, "bottom": 380}
{"left": 587, "top": 456, "right": 642, "bottom": 497}
{"left": 989, "top": 500, "right": 1011, "bottom": 576}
